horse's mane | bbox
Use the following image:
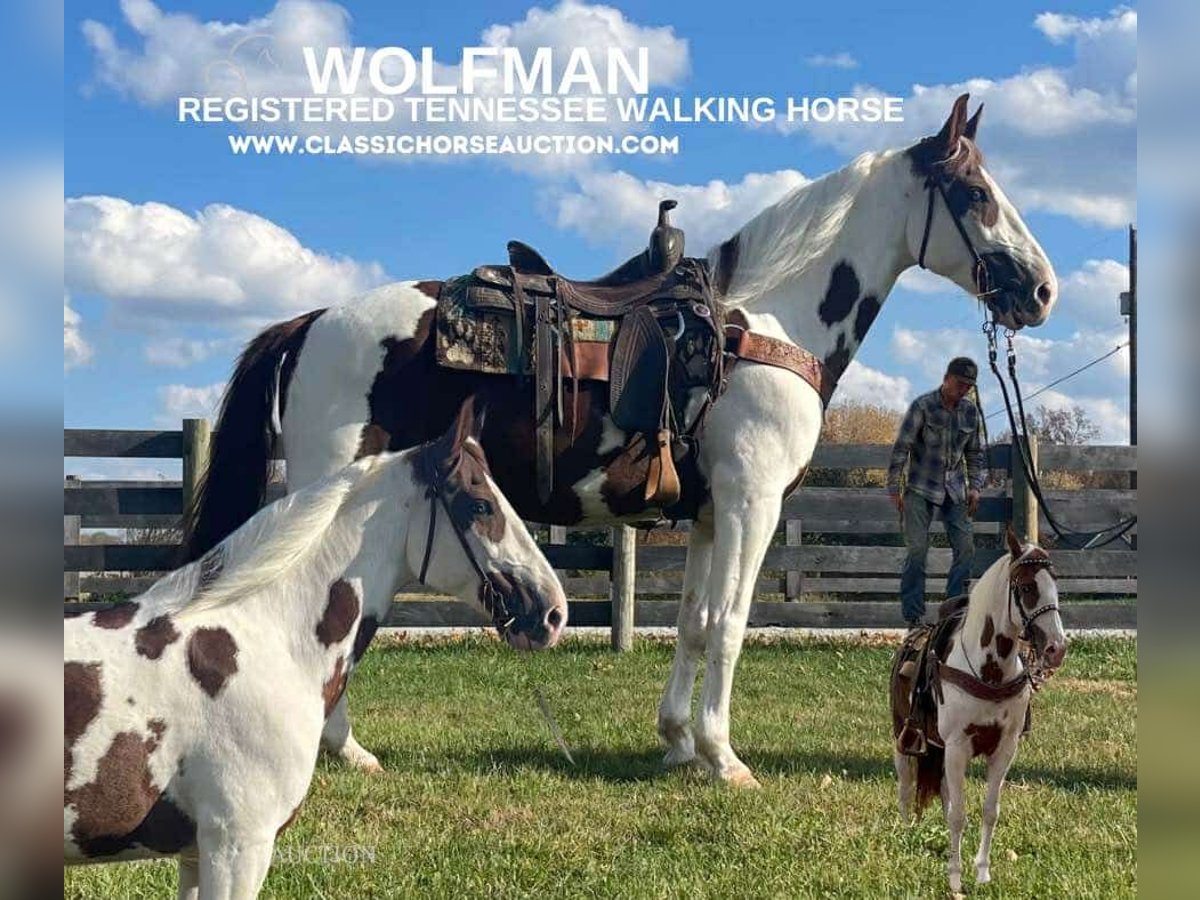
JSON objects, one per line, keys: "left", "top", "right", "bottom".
{"left": 710, "top": 150, "right": 888, "bottom": 308}
{"left": 169, "top": 453, "right": 389, "bottom": 619}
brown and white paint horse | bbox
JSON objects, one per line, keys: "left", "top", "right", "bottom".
{"left": 65, "top": 400, "right": 566, "bottom": 898}
{"left": 894, "top": 527, "right": 1066, "bottom": 893}
{"left": 182, "top": 94, "right": 1057, "bottom": 786}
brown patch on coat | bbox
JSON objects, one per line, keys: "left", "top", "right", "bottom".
{"left": 413, "top": 280, "right": 443, "bottom": 300}
{"left": 65, "top": 719, "right": 170, "bottom": 854}
{"left": 715, "top": 235, "right": 739, "bottom": 295}
{"left": 907, "top": 127, "right": 1000, "bottom": 229}
{"left": 980, "top": 655, "right": 1004, "bottom": 685}
{"left": 135, "top": 616, "right": 180, "bottom": 660}
{"left": 964, "top": 721, "right": 1003, "bottom": 757}
{"left": 92, "top": 602, "right": 139, "bottom": 630}
{"left": 355, "top": 423, "right": 391, "bottom": 459}
{"left": 65, "top": 662, "right": 103, "bottom": 785}
{"left": 996, "top": 634, "right": 1015, "bottom": 659}
{"left": 818, "top": 261, "right": 860, "bottom": 326}
{"left": 853, "top": 295, "right": 881, "bottom": 343}
{"left": 415, "top": 434, "right": 508, "bottom": 543}
{"left": 186, "top": 628, "right": 239, "bottom": 698}
{"left": 317, "top": 580, "right": 360, "bottom": 647}
{"left": 322, "top": 657, "right": 348, "bottom": 718}
{"left": 980, "top": 614, "right": 995, "bottom": 648}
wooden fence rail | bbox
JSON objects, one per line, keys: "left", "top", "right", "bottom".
{"left": 65, "top": 423, "right": 1137, "bottom": 638}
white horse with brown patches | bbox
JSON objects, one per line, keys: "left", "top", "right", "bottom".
{"left": 65, "top": 400, "right": 566, "bottom": 898}
{"left": 891, "top": 527, "right": 1066, "bottom": 893}
{"left": 182, "top": 94, "right": 1057, "bottom": 786}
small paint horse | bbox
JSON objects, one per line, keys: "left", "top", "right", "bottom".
{"left": 182, "top": 94, "right": 1057, "bottom": 786}
{"left": 890, "top": 526, "right": 1066, "bottom": 893}
{"left": 64, "top": 399, "right": 567, "bottom": 898}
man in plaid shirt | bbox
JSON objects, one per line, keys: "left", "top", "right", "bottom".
{"left": 887, "top": 357, "right": 987, "bottom": 627}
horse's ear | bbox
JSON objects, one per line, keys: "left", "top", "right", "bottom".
{"left": 1005, "top": 524, "right": 1023, "bottom": 557}
{"left": 450, "top": 395, "right": 477, "bottom": 452}
{"left": 931, "top": 93, "right": 971, "bottom": 153}
{"left": 963, "top": 103, "right": 983, "bottom": 141}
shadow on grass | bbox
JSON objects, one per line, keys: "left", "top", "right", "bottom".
{"left": 751, "top": 748, "right": 1136, "bottom": 792}
{"left": 431, "top": 743, "right": 1134, "bottom": 792}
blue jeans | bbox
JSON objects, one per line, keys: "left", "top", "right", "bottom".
{"left": 900, "top": 489, "right": 974, "bottom": 624}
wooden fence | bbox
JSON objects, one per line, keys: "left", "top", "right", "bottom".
{"left": 65, "top": 424, "right": 1136, "bottom": 637}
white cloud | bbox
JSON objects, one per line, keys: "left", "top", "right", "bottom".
{"left": 896, "top": 265, "right": 956, "bottom": 295}
{"left": 64, "top": 294, "right": 92, "bottom": 371}
{"left": 832, "top": 360, "right": 911, "bottom": 410}
{"left": 548, "top": 168, "right": 809, "bottom": 254}
{"left": 65, "top": 195, "right": 387, "bottom": 329}
{"left": 143, "top": 336, "right": 233, "bottom": 368}
{"left": 1056, "top": 257, "right": 1129, "bottom": 328}
{"left": 790, "top": 9, "right": 1136, "bottom": 227}
{"left": 806, "top": 52, "right": 857, "bottom": 69}
{"left": 891, "top": 326, "right": 978, "bottom": 381}
{"left": 156, "top": 382, "right": 224, "bottom": 426}
{"left": 81, "top": 0, "right": 689, "bottom": 170}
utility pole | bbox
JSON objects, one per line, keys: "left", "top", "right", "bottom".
{"left": 1120, "top": 224, "right": 1136, "bottom": 491}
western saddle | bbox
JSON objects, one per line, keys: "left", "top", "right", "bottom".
{"left": 434, "top": 199, "right": 833, "bottom": 509}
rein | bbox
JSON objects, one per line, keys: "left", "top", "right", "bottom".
{"left": 414, "top": 445, "right": 516, "bottom": 634}
{"left": 984, "top": 323, "right": 1138, "bottom": 549}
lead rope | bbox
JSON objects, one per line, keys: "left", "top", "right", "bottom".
{"left": 984, "top": 322, "right": 1137, "bottom": 549}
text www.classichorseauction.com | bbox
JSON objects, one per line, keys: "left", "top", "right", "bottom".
{"left": 176, "top": 45, "right": 905, "bottom": 156}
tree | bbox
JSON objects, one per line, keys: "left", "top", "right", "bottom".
{"left": 1028, "top": 404, "right": 1100, "bottom": 446}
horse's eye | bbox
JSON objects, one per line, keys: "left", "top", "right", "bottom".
{"left": 471, "top": 499, "right": 493, "bottom": 516}
{"left": 969, "top": 186, "right": 988, "bottom": 204}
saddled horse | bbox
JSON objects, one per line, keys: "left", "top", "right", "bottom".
{"left": 65, "top": 399, "right": 566, "bottom": 898}
{"left": 181, "top": 94, "right": 1057, "bottom": 786}
{"left": 890, "top": 526, "right": 1066, "bottom": 892}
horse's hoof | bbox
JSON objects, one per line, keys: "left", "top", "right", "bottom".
{"left": 663, "top": 746, "right": 697, "bottom": 768}
{"left": 723, "top": 767, "right": 761, "bottom": 790}
{"left": 344, "top": 751, "right": 385, "bottom": 774}
{"left": 976, "top": 867, "right": 991, "bottom": 885}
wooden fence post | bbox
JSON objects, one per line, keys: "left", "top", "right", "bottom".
{"left": 785, "top": 518, "right": 803, "bottom": 600}
{"left": 610, "top": 525, "right": 636, "bottom": 651}
{"left": 1011, "top": 432, "right": 1039, "bottom": 543}
{"left": 182, "top": 418, "right": 212, "bottom": 516}
{"left": 64, "top": 476, "right": 80, "bottom": 600}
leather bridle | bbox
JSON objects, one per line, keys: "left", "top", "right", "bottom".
{"left": 414, "top": 443, "right": 516, "bottom": 634}
{"left": 1007, "top": 555, "right": 1059, "bottom": 645}
{"left": 917, "top": 172, "right": 994, "bottom": 303}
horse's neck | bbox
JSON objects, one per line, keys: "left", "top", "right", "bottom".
{"left": 717, "top": 150, "right": 914, "bottom": 363}
{"left": 951, "top": 568, "right": 1024, "bottom": 679}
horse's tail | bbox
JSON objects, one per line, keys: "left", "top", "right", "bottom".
{"left": 915, "top": 744, "right": 945, "bottom": 815}
{"left": 178, "top": 309, "right": 325, "bottom": 563}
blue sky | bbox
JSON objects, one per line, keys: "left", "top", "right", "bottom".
{"left": 63, "top": 0, "right": 1137, "bottom": 477}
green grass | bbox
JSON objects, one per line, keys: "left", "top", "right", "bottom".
{"left": 65, "top": 636, "right": 1136, "bottom": 898}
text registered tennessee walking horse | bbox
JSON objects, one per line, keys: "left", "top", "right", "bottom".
{"left": 890, "top": 526, "right": 1067, "bottom": 893}
{"left": 65, "top": 400, "right": 566, "bottom": 898}
{"left": 182, "top": 94, "right": 1057, "bottom": 786}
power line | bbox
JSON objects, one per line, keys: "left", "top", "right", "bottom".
{"left": 985, "top": 340, "right": 1130, "bottom": 420}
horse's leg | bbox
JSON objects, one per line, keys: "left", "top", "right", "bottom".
{"left": 197, "top": 824, "right": 276, "bottom": 900}
{"left": 894, "top": 749, "right": 916, "bottom": 819}
{"left": 975, "top": 731, "right": 1020, "bottom": 884}
{"left": 657, "top": 516, "right": 715, "bottom": 766}
{"left": 178, "top": 855, "right": 199, "bottom": 900}
{"left": 942, "top": 737, "right": 971, "bottom": 894}
{"left": 320, "top": 694, "right": 384, "bottom": 773}
{"left": 693, "top": 488, "right": 781, "bottom": 787}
